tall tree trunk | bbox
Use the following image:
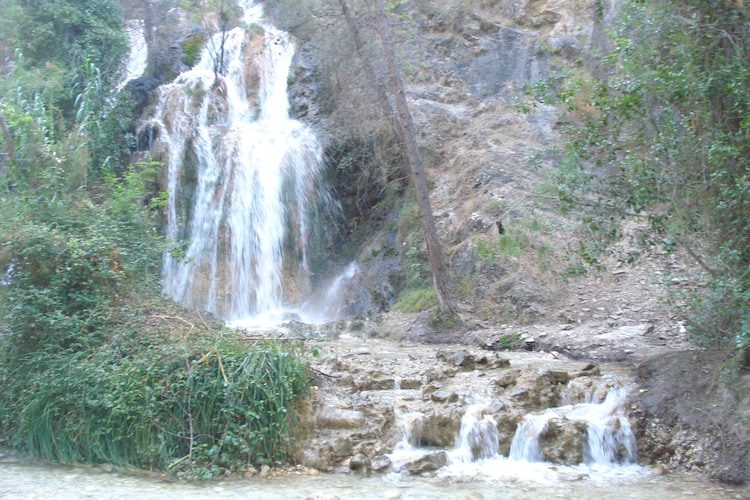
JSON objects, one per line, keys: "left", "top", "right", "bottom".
{"left": 339, "top": 0, "right": 458, "bottom": 316}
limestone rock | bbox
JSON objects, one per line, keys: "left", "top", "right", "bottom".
{"left": 540, "top": 417, "right": 587, "bottom": 465}
{"left": 330, "top": 436, "right": 353, "bottom": 457}
{"left": 315, "top": 407, "right": 364, "bottom": 429}
{"left": 402, "top": 451, "right": 448, "bottom": 474}
{"left": 349, "top": 453, "right": 371, "bottom": 473}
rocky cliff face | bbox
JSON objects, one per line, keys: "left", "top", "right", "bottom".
{"left": 123, "top": 0, "right": 614, "bottom": 322}
{"left": 299, "top": 0, "right": 613, "bottom": 321}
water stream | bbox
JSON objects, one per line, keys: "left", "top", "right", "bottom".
{"left": 0, "top": 446, "right": 744, "bottom": 500}
{"left": 388, "top": 383, "right": 641, "bottom": 484}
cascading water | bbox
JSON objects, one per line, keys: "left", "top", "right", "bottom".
{"left": 508, "top": 385, "right": 637, "bottom": 465}
{"left": 119, "top": 20, "right": 148, "bottom": 89}
{"left": 141, "top": 2, "right": 346, "bottom": 326}
{"left": 389, "top": 384, "right": 645, "bottom": 485}
{"left": 449, "top": 404, "right": 501, "bottom": 463}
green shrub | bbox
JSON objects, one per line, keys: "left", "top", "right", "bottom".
{"left": 393, "top": 287, "right": 438, "bottom": 312}
{"left": 0, "top": 328, "right": 309, "bottom": 477}
{"left": 493, "top": 333, "right": 523, "bottom": 350}
{"left": 0, "top": 161, "right": 163, "bottom": 358}
{"left": 181, "top": 33, "right": 206, "bottom": 68}
{"left": 526, "top": 0, "right": 750, "bottom": 349}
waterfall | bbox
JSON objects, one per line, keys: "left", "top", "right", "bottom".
{"left": 389, "top": 385, "right": 643, "bottom": 483}
{"left": 449, "top": 404, "right": 500, "bottom": 463}
{"left": 388, "top": 410, "right": 431, "bottom": 472}
{"left": 508, "top": 410, "right": 557, "bottom": 462}
{"left": 141, "top": 2, "right": 344, "bottom": 326}
{"left": 118, "top": 20, "right": 148, "bottom": 89}
{"left": 509, "top": 386, "right": 637, "bottom": 465}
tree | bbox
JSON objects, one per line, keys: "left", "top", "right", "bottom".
{"left": 17, "top": 0, "right": 128, "bottom": 121}
{"left": 337, "top": 0, "right": 458, "bottom": 316}
{"left": 539, "top": 0, "right": 750, "bottom": 350}
{"left": 178, "top": 0, "right": 242, "bottom": 76}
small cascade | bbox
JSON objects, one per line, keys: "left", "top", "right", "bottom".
{"left": 508, "top": 410, "right": 557, "bottom": 462}
{"left": 569, "top": 386, "right": 638, "bottom": 464}
{"left": 389, "top": 384, "right": 643, "bottom": 484}
{"left": 119, "top": 20, "right": 148, "bottom": 89}
{"left": 450, "top": 404, "right": 500, "bottom": 463}
{"left": 509, "top": 385, "right": 637, "bottom": 465}
{"left": 388, "top": 410, "right": 429, "bottom": 471}
{"left": 141, "top": 1, "right": 346, "bottom": 326}
{"left": 300, "top": 262, "right": 359, "bottom": 323}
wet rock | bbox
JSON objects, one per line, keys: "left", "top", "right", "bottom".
{"left": 371, "top": 455, "right": 392, "bottom": 472}
{"left": 295, "top": 444, "right": 333, "bottom": 470}
{"left": 509, "top": 387, "right": 529, "bottom": 401}
{"left": 564, "top": 376, "right": 611, "bottom": 404}
{"left": 242, "top": 465, "right": 258, "bottom": 478}
{"left": 540, "top": 417, "right": 587, "bottom": 465}
{"left": 349, "top": 453, "right": 371, "bottom": 474}
{"left": 126, "top": 76, "right": 161, "bottom": 115}
{"left": 569, "top": 364, "right": 600, "bottom": 379}
{"left": 437, "top": 349, "right": 476, "bottom": 370}
{"left": 548, "top": 370, "right": 570, "bottom": 385}
{"left": 494, "top": 412, "right": 524, "bottom": 456}
{"left": 330, "top": 436, "right": 353, "bottom": 457}
{"left": 402, "top": 451, "right": 448, "bottom": 474}
{"left": 421, "top": 381, "right": 442, "bottom": 397}
{"left": 398, "top": 377, "right": 422, "bottom": 390}
{"left": 258, "top": 464, "right": 271, "bottom": 478}
{"left": 422, "top": 367, "right": 446, "bottom": 385}
{"left": 535, "top": 368, "right": 555, "bottom": 386}
{"left": 364, "top": 377, "right": 398, "bottom": 390}
{"left": 305, "top": 493, "right": 340, "bottom": 500}
{"left": 477, "top": 354, "right": 511, "bottom": 369}
{"left": 495, "top": 370, "right": 520, "bottom": 388}
{"left": 430, "top": 390, "right": 459, "bottom": 403}
{"left": 353, "top": 373, "right": 374, "bottom": 390}
{"left": 410, "top": 411, "right": 460, "bottom": 448}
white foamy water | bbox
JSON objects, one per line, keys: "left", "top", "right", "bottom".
{"left": 119, "top": 19, "right": 148, "bottom": 89}
{"left": 141, "top": 2, "right": 350, "bottom": 326}
{"left": 389, "top": 385, "right": 647, "bottom": 486}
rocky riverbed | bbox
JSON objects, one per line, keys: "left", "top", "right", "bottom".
{"left": 260, "top": 308, "right": 749, "bottom": 487}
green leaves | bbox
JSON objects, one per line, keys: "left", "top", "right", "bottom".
{"left": 534, "top": 0, "right": 750, "bottom": 349}
{"left": 0, "top": 327, "right": 309, "bottom": 477}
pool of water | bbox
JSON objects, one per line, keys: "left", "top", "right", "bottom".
{"left": 1, "top": 448, "right": 746, "bottom": 500}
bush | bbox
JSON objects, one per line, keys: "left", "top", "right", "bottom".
{"left": 0, "top": 157, "right": 310, "bottom": 477}
{"left": 0, "top": 162, "right": 163, "bottom": 357}
{"left": 0, "top": 327, "right": 309, "bottom": 478}
{"left": 393, "top": 287, "right": 438, "bottom": 312}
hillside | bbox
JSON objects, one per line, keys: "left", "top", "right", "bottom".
{"left": 273, "top": 0, "right": 750, "bottom": 483}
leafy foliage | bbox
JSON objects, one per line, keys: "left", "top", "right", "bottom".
{"left": 394, "top": 287, "right": 438, "bottom": 312}
{"left": 531, "top": 0, "right": 750, "bottom": 349}
{"left": 0, "top": 161, "right": 164, "bottom": 358}
{"left": 16, "top": 0, "right": 129, "bottom": 122}
{"left": 0, "top": 1, "right": 310, "bottom": 477}
{"left": 0, "top": 326, "right": 309, "bottom": 477}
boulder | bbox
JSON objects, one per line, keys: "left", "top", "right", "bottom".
{"left": 402, "top": 451, "right": 448, "bottom": 474}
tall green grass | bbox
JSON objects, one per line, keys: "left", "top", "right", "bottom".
{"left": 0, "top": 329, "right": 309, "bottom": 478}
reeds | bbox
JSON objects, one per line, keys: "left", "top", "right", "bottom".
{"left": 0, "top": 331, "right": 309, "bottom": 477}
